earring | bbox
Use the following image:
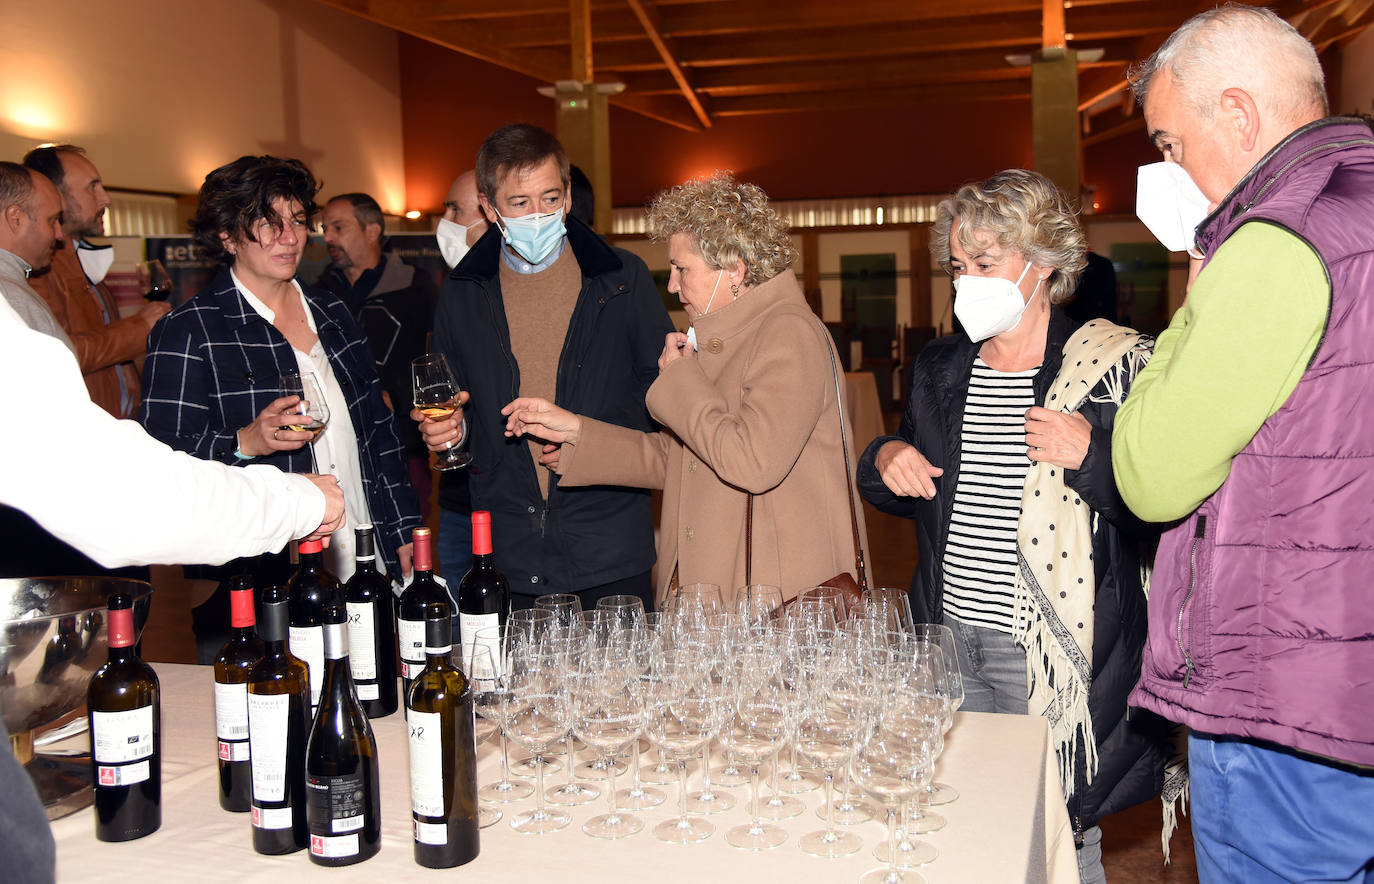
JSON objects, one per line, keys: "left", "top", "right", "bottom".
{"left": 730, "top": 283, "right": 740, "bottom": 296}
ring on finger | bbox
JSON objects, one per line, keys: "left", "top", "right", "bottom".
{"left": 273, "top": 429, "right": 280, "bottom": 441}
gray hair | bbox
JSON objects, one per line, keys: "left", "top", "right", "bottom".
{"left": 1129, "top": 4, "right": 1326, "bottom": 121}
{"left": 931, "top": 169, "right": 1086, "bottom": 305}
{"left": 0, "top": 162, "right": 35, "bottom": 213}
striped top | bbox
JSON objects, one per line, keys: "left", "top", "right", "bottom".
{"left": 942, "top": 358, "right": 1039, "bottom": 634}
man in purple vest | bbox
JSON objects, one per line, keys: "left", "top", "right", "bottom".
{"left": 1113, "top": 7, "right": 1374, "bottom": 882}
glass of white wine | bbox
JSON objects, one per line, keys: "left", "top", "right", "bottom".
{"left": 412, "top": 354, "right": 470, "bottom": 470}
{"left": 280, "top": 369, "right": 329, "bottom": 441}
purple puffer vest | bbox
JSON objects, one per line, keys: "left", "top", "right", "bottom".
{"left": 1130, "top": 117, "right": 1374, "bottom": 767}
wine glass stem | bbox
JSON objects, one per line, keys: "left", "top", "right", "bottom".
{"left": 677, "top": 758, "right": 690, "bottom": 821}
{"left": 605, "top": 754, "right": 619, "bottom": 816}
{"left": 885, "top": 807, "right": 901, "bottom": 879}
{"left": 629, "top": 739, "right": 643, "bottom": 794}
{"left": 701, "top": 742, "right": 712, "bottom": 793}
{"left": 533, "top": 752, "right": 547, "bottom": 818}
{"left": 499, "top": 729, "right": 514, "bottom": 783}
{"left": 749, "top": 764, "right": 762, "bottom": 825}
{"left": 823, "top": 771, "right": 837, "bottom": 838}
{"left": 565, "top": 736, "right": 576, "bottom": 788}
{"left": 768, "top": 753, "right": 781, "bottom": 801}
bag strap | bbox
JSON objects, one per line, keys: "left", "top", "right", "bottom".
{"left": 743, "top": 320, "right": 868, "bottom": 592}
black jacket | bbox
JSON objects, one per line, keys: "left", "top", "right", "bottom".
{"left": 433, "top": 217, "right": 673, "bottom": 598}
{"left": 856, "top": 307, "right": 1166, "bottom": 832}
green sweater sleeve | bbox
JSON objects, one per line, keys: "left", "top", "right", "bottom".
{"left": 1112, "top": 222, "right": 1328, "bottom": 523}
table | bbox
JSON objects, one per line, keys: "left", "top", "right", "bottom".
{"left": 51, "top": 665, "right": 1076, "bottom": 883}
{"left": 844, "top": 371, "right": 886, "bottom": 451}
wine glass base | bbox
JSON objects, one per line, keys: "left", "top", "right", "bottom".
{"left": 858, "top": 867, "right": 927, "bottom": 884}
{"left": 918, "top": 782, "right": 958, "bottom": 805}
{"left": 800, "top": 828, "right": 864, "bottom": 857}
{"left": 873, "top": 838, "right": 939, "bottom": 867}
{"left": 776, "top": 770, "right": 821, "bottom": 794}
{"left": 511, "top": 807, "right": 572, "bottom": 835}
{"left": 654, "top": 816, "right": 714, "bottom": 844}
{"left": 819, "top": 798, "right": 878, "bottom": 825}
{"left": 684, "top": 789, "right": 737, "bottom": 814}
{"left": 575, "top": 758, "right": 628, "bottom": 781}
{"left": 908, "top": 810, "right": 947, "bottom": 834}
{"left": 434, "top": 448, "right": 471, "bottom": 470}
{"left": 726, "top": 822, "right": 787, "bottom": 851}
{"left": 510, "top": 755, "right": 562, "bottom": 777}
{"left": 711, "top": 764, "right": 750, "bottom": 787}
{"left": 759, "top": 793, "right": 806, "bottom": 820}
{"left": 583, "top": 812, "right": 644, "bottom": 839}
{"left": 639, "top": 763, "right": 677, "bottom": 786}
{"left": 617, "top": 785, "right": 666, "bottom": 809}
{"left": 546, "top": 783, "right": 600, "bottom": 806}
{"left": 478, "top": 805, "right": 502, "bottom": 828}
{"left": 479, "top": 778, "right": 534, "bottom": 803}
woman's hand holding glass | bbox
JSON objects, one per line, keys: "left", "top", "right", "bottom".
{"left": 236, "top": 395, "right": 315, "bottom": 457}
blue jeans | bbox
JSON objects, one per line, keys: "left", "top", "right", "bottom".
{"left": 1190, "top": 732, "right": 1374, "bottom": 884}
{"left": 435, "top": 507, "right": 473, "bottom": 584}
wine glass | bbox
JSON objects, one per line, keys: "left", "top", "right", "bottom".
{"left": 504, "top": 636, "right": 574, "bottom": 834}
{"left": 136, "top": 259, "right": 174, "bottom": 302}
{"left": 465, "top": 643, "right": 505, "bottom": 827}
{"left": 595, "top": 594, "right": 646, "bottom": 630}
{"left": 721, "top": 635, "right": 790, "bottom": 850}
{"left": 774, "top": 605, "right": 834, "bottom": 796}
{"left": 412, "top": 354, "right": 470, "bottom": 470}
{"left": 863, "top": 587, "right": 915, "bottom": 634}
{"left": 911, "top": 624, "right": 963, "bottom": 806}
{"left": 795, "top": 644, "right": 874, "bottom": 857}
{"left": 574, "top": 623, "right": 648, "bottom": 839}
{"left": 820, "top": 626, "right": 879, "bottom": 827}
{"left": 873, "top": 646, "right": 944, "bottom": 868}
{"left": 734, "top": 584, "right": 785, "bottom": 629}
{"left": 644, "top": 647, "right": 718, "bottom": 843}
{"left": 851, "top": 682, "right": 942, "bottom": 884}
{"left": 280, "top": 370, "right": 330, "bottom": 441}
{"left": 470, "top": 627, "right": 534, "bottom": 803}
{"left": 682, "top": 619, "right": 736, "bottom": 815}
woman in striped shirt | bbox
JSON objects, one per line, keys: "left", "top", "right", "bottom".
{"left": 856, "top": 170, "right": 1163, "bottom": 884}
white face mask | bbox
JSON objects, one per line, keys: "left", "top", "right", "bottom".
{"left": 684, "top": 269, "right": 725, "bottom": 352}
{"left": 76, "top": 241, "right": 114, "bottom": 284}
{"left": 1136, "top": 162, "right": 1210, "bottom": 254}
{"left": 435, "top": 217, "right": 472, "bottom": 268}
{"left": 953, "top": 260, "right": 1040, "bottom": 343}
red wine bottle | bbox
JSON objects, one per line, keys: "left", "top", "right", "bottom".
{"left": 213, "top": 575, "right": 264, "bottom": 812}
{"left": 457, "top": 511, "right": 509, "bottom": 675}
{"left": 407, "top": 605, "right": 481, "bottom": 868}
{"left": 87, "top": 593, "right": 160, "bottom": 841}
{"left": 288, "top": 537, "right": 342, "bottom": 714}
{"left": 247, "top": 585, "right": 310, "bottom": 854}
{"left": 305, "top": 604, "right": 382, "bottom": 866}
{"left": 344, "top": 525, "right": 398, "bottom": 718}
{"left": 397, "top": 527, "right": 451, "bottom": 698}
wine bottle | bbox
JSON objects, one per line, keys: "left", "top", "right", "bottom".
{"left": 407, "top": 604, "right": 480, "bottom": 868}
{"left": 457, "top": 510, "right": 509, "bottom": 676}
{"left": 288, "top": 537, "right": 342, "bottom": 713}
{"left": 247, "top": 585, "right": 310, "bottom": 855}
{"left": 87, "top": 593, "right": 160, "bottom": 842}
{"left": 344, "top": 524, "right": 398, "bottom": 718}
{"left": 305, "top": 604, "right": 382, "bottom": 866}
{"left": 213, "top": 575, "right": 265, "bottom": 812}
{"left": 397, "top": 527, "right": 451, "bottom": 698}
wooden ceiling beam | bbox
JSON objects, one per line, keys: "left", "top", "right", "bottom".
{"left": 1043, "top": 0, "right": 1067, "bottom": 47}
{"left": 606, "top": 93, "right": 702, "bottom": 131}
{"left": 711, "top": 81, "right": 1032, "bottom": 116}
{"left": 571, "top": 0, "right": 594, "bottom": 82}
{"left": 625, "top": 0, "right": 712, "bottom": 127}
{"left": 1082, "top": 114, "right": 1146, "bottom": 148}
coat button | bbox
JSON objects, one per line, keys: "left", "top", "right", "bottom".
{"left": 706, "top": 338, "right": 724, "bottom": 354}
{"left": 530, "top": 575, "right": 539, "bottom": 584}
{"left": 246, "top": 370, "right": 255, "bottom": 382}
{"left": 688, "top": 460, "right": 696, "bottom": 472}
{"left": 527, "top": 506, "right": 536, "bottom": 514}
{"left": 684, "top": 527, "right": 694, "bottom": 540}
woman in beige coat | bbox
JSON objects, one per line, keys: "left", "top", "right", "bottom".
{"left": 502, "top": 173, "right": 867, "bottom": 608}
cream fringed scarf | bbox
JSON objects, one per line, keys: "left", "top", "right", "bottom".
{"left": 1011, "top": 320, "right": 1152, "bottom": 806}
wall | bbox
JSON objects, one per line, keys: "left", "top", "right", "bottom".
{"left": 1338, "top": 25, "right": 1374, "bottom": 116}
{"left": 0, "top": 0, "right": 406, "bottom": 212}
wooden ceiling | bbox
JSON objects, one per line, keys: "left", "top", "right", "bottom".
{"left": 316, "top": 0, "right": 1374, "bottom": 140}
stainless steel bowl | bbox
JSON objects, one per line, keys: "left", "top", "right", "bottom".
{"left": 0, "top": 577, "right": 154, "bottom": 818}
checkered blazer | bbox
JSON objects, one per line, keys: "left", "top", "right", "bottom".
{"left": 138, "top": 268, "right": 421, "bottom": 567}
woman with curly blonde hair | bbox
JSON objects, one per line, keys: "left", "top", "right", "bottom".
{"left": 501, "top": 172, "right": 866, "bottom": 606}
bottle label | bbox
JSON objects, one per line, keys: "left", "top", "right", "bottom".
{"left": 252, "top": 805, "right": 294, "bottom": 830}
{"left": 214, "top": 681, "right": 249, "bottom": 741}
{"left": 247, "top": 693, "right": 289, "bottom": 801}
{"left": 310, "top": 832, "right": 359, "bottom": 858}
{"left": 398, "top": 617, "right": 424, "bottom": 665}
{"left": 459, "top": 612, "right": 502, "bottom": 677}
{"left": 408, "top": 710, "right": 445, "bottom": 817}
{"left": 345, "top": 602, "right": 377, "bottom": 680}
{"left": 218, "top": 740, "right": 250, "bottom": 762}
{"left": 289, "top": 625, "right": 325, "bottom": 707}
{"left": 414, "top": 819, "right": 448, "bottom": 846}
{"left": 96, "top": 759, "right": 150, "bottom": 787}
{"left": 91, "top": 706, "right": 154, "bottom": 764}
{"left": 307, "top": 772, "right": 367, "bottom": 834}
{"left": 356, "top": 683, "right": 379, "bottom": 701}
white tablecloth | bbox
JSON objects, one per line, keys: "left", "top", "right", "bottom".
{"left": 51, "top": 664, "right": 1076, "bottom": 883}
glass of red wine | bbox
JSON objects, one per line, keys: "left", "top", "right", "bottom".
{"left": 412, "top": 354, "right": 470, "bottom": 470}
{"left": 136, "top": 260, "right": 174, "bottom": 302}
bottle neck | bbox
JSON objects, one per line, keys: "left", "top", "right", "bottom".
{"left": 353, "top": 554, "right": 378, "bottom": 575}
{"left": 107, "top": 607, "right": 137, "bottom": 661}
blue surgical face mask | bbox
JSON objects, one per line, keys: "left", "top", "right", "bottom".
{"left": 495, "top": 203, "right": 566, "bottom": 264}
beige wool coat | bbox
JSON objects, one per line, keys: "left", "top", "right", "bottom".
{"left": 555, "top": 269, "right": 869, "bottom": 608}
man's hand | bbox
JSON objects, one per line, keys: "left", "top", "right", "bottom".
{"left": 1025, "top": 406, "right": 1091, "bottom": 470}
{"left": 875, "top": 440, "right": 944, "bottom": 499}
{"left": 137, "top": 300, "right": 171, "bottom": 327}
{"left": 659, "top": 332, "right": 691, "bottom": 371}
{"left": 411, "top": 391, "right": 470, "bottom": 453}
{"left": 302, "top": 473, "right": 345, "bottom": 542}
{"left": 396, "top": 542, "right": 414, "bottom": 579}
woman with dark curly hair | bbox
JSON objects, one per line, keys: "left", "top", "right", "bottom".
{"left": 139, "top": 155, "right": 421, "bottom": 656}
{"left": 501, "top": 172, "right": 867, "bottom": 606}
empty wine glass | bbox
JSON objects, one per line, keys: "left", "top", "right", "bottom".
{"left": 873, "top": 646, "right": 944, "bottom": 868}
{"left": 795, "top": 644, "right": 874, "bottom": 858}
{"left": 466, "top": 643, "right": 505, "bottom": 827}
{"left": 911, "top": 624, "right": 962, "bottom": 806}
{"left": 574, "top": 623, "right": 649, "bottom": 838}
{"left": 683, "top": 620, "right": 736, "bottom": 815}
{"left": 412, "top": 353, "right": 470, "bottom": 470}
{"left": 863, "top": 587, "right": 915, "bottom": 634}
{"left": 470, "top": 626, "right": 534, "bottom": 803}
{"left": 644, "top": 648, "right": 718, "bottom": 844}
{"left": 721, "top": 633, "right": 790, "bottom": 850}
{"left": 595, "top": 594, "right": 646, "bottom": 629}
{"left": 504, "top": 637, "right": 573, "bottom": 834}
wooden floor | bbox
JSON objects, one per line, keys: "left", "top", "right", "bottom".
{"left": 139, "top": 500, "right": 1198, "bottom": 883}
